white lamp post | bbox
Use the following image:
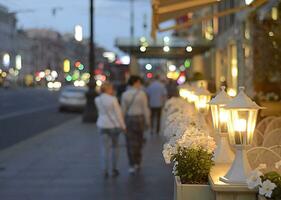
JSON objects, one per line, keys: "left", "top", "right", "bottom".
{"left": 209, "top": 86, "right": 234, "bottom": 164}
{"left": 194, "top": 85, "right": 212, "bottom": 132}
{"left": 220, "top": 87, "right": 263, "bottom": 184}
{"left": 194, "top": 85, "right": 212, "bottom": 115}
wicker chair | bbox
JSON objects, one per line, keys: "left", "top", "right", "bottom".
{"left": 247, "top": 147, "right": 281, "bottom": 170}
{"left": 263, "top": 128, "right": 281, "bottom": 148}
{"left": 252, "top": 129, "right": 264, "bottom": 147}
{"left": 269, "top": 145, "right": 281, "bottom": 156}
{"left": 256, "top": 116, "right": 276, "bottom": 135}
{"left": 264, "top": 117, "right": 281, "bottom": 136}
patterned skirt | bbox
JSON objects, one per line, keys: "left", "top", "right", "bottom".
{"left": 125, "top": 115, "right": 145, "bottom": 166}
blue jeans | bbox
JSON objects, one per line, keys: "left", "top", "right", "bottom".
{"left": 98, "top": 128, "right": 120, "bottom": 172}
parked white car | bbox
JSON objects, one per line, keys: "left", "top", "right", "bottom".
{"left": 59, "top": 86, "right": 88, "bottom": 111}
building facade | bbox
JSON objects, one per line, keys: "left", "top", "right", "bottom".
{"left": 171, "top": 0, "right": 280, "bottom": 99}
{"left": 214, "top": 0, "right": 280, "bottom": 98}
{"left": 0, "top": 3, "right": 108, "bottom": 87}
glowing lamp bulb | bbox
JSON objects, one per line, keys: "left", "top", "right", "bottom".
{"left": 234, "top": 119, "right": 247, "bottom": 132}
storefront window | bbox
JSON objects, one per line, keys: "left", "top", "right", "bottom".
{"left": 272, "top": 7, "right": 278, "bottom": 20}
{"left": 202, "top": 20, "right": 214, "bottom": 41}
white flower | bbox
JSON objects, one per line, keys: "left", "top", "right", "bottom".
{"left": 259, "top": 180, "right": 277, "bottom": 198}
{"left": 257, "top": 163, "right": 267, "bottom": 170}
{"left": 162, "top": 98, "right": 217, "bottom": 163}
{"left": 247, "top": 169, "right": 263, "bottom": 189}
{"left": 275, "top": 160, "right": 281, "bottom": 169}
{"left": 162, "top": 143, "right": 177, "bottom": 164}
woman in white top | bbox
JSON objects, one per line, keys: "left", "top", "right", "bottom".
{"left": 121, "top": 76, "right": 150, "bottom": 174}
{"left": 95, "top": 82, "right": 126, "bottom": 178}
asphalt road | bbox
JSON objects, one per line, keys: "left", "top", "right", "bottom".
{"left": 0, "top": 88, "right": 78, "bottom": 150}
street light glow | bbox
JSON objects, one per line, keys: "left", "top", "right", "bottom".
{"left": 63, "top": 59, "right": 71, "bottom": 73}
{"left": 186, "top": 46, "right": 193, "bottom": 52}
{"left": 177, "top": 76, "right": 186, "bottom": 84}
{"left": 39, "top": 71, "right": 45, "bottom": 78}
{"left": 15, "top": 55, "right": 22, "bottom": 70}
{"left": 140, "top": 36, "right": 146, "bottom": 43}
{"left": 3, "top": 53, "right": 10, "bottom": 68}
{"left": 163, "top": 36, "right": 170, "bottom": 43}
{"left": 140, "top": 46, "right": 146, "bottom": 52}
{"left": 227, "top": 88, "right": 237, "bottom": 97}
{"left": 1, "top": 72, "right": 7, "bottom": 77}
{"left": 96, "top": 80, "right": 102, "bottom": 86}
{"left": 120, "top": 55, "right": 130, "bottom": 65}
{"left": 168, "top": 64, "right": 176, "bottom": 72}
{"left": 74, "top": 25, "right": 83, "bottom": 42}
{"left": 51, "top": 70, "right": 58, "bottom": 79}
{"left": 245, "top": 0, "right": 254, "bottom": 5}
{"left": 179, "top": 65, "right": 185, "bottom": 71}
{"left": 145, "top": 64, "right": 152, "bottom": 70}
{"left": 103, "top": 52, "right": 116, "bottom": 62}
{"left": 163, "top": 46, "right": 170, "bottom": 52}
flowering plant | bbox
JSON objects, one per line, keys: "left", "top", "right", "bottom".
{"left": 162, "top": 96, "right": 216, "bottom": 184}
{"left": 247, "top": 162, "right": 281, "bottom": 199}
{"left": 162, "top": 117, "right": 216, "bottom": 184}
{"left": 172, "top": 147, "right": 214, "bottom": 184}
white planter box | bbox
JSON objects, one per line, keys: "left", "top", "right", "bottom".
{"left": 174, "top": 176, "right": 215, "bottom": 200}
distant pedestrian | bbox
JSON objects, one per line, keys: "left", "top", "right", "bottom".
{"left": 116, "top": 79, "right": 127, "bottom": 102}
{"left": 95, "top": 82, "right": 126, "bottom": 178}
{"left": 146, "top": 75, "right": 167, "bottom": 135}
{"left": 166, "top": 79, "right": 179, "bottom": 98}
{"left": 121, "top": 75, "right": 150, "bottom": 174}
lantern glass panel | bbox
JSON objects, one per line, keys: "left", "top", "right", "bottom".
{"left": 196, "top": 95, "right": 211, "bottom": 114}
{"left": 211, "top": 105, "right": 219, "bottom": 131}
{"left": 219, "top": 107, "right": 228, "bottom": 133}
{"left": 179, "top": 89, "right": 189, "bottom": 99}
{"left": 227, "top": 109, "right": 258, "bottom": 145}
{"left": 211, "top": 105, "right": 229, "bottom": 133}
{"left": 189, "top": 91, "right": 197, "bottom": 103}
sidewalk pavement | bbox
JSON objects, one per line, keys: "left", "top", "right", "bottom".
{"left": 0, "top": 117, "right": 173, "bottom": 200}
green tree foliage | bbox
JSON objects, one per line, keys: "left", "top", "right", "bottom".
{"left": 251, "top": 3, "right": 281, "bottom": 96}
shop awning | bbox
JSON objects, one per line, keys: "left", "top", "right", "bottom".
{"left": 115, "top": 37, "right": 213, "bottom": 59}
{"left": 153, "top": 0, "right": 219, "bottom": 23}
{"left": 152, "top": 0, "right": 221, "bottom": 38}
{"left": 151, "top": 0, "right": 269, "bottom": 38}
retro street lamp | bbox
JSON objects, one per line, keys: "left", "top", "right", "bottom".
{"left": 179, "top": 84, "right": 191, "bottom": 101}
{"left": 209, "top": 86, "right": 234, "bottom": 164}
{"left": 194, "top": 85, "right": 212, "bottom": 132}
{"left": 194, "top": 85, "right": 212, "bottom": 115}
{"left": 220, "top": 87, "right": 264, "bottom": 184}
{"left": 187, "top": 86, "right": 198, "bottom": 104}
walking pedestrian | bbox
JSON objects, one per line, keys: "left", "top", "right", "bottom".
{"left": 146, "top": 75, "right": 167, "bottom": 135}
{"left": 121, "top": 75, "right": 150, "bottom": 174}
{"left": 95, "top": 82, "right": 126, "bottom": 178}
{"left": 166, "top": 79, "right": 179, "bottom": 98}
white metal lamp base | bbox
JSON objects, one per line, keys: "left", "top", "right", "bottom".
{"left": 214, "top": 133, "right": 234, "bottom": 164}
{"left": 219, "top": 145, "right": 251, "bottom": 184}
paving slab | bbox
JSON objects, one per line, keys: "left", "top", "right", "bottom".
{"left": 0, "top": 117, "right": 173, "bottom": 200}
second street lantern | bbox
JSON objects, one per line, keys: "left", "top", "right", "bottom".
{"left": 209, "top": 86, "right": 234, "bottom": 164}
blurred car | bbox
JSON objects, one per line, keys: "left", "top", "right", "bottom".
{"left": 59, "top": 86, "right": 88, "bottom": 111}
